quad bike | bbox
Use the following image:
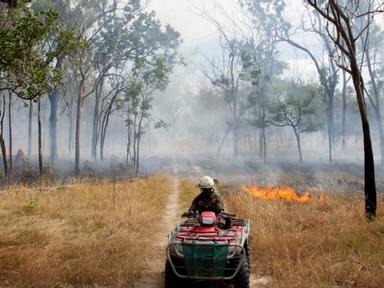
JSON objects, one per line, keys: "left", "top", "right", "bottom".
{"left": 165, "top": 211, "right": 251, "bottom": 288}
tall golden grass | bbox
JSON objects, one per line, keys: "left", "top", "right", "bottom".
{"left": 0, "top": 175, "right": 172, "bottom": 288}
{"left": 178, "top": 177, "right": 199, "bottom": 212}
{"left": 225, "top": 192, "right": 384, "bottom": 288}
{"left": 178, "top": 177, "right": 384, "bottom": 287}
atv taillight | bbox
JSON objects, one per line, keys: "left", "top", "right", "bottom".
{"left": 202, "top": 217, "right": 214, "bottom": 225}
{"left": 199, "top": 211, "right": 217, "bottom": 226}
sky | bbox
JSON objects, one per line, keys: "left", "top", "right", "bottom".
{"left": 148, "top": 0, "right": 319, "bottom": 84}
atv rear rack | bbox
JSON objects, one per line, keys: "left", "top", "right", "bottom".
{"left": 166, "top": 242, "right": 246, "bottom": 280}
{"left": 180, "top": 218, "right": 248, "bottom": 227}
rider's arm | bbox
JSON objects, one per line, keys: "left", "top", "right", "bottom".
{"left": 189, "top": 195, "right": 199, "bottom": 213}
{"left": 214, "top": 193, "right": 224, "bottom": 213}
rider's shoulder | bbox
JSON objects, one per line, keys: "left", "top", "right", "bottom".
{"left": 213, "top": 191, "right": 222, "bottom": 198}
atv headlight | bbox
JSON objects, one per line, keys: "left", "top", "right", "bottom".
{"left": 170, "top": 243, "right": 184, "bottom": 257}
{"left": 227, "top": 246, "right": 242, "bottom": 258}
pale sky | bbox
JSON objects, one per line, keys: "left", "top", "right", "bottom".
{"left": 148, "top": 0, "right": 318, "bottom": 84}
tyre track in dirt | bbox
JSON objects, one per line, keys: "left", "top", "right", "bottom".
{"left": 134, "top": 159, "right": 181, "bottom": 288}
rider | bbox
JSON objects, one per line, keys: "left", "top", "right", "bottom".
{"left": 187, "top": 176, "right": 224, "bottom": 216}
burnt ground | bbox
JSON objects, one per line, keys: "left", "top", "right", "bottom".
{"left": 141, "top": 154, "right": 384, "bottom": 198}
{"left": 2, "top": 153, "right": 384, "bottom": 199}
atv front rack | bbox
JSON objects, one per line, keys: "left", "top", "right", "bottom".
{"left": 166, "top": 242, "right": 246, "bottom": 280}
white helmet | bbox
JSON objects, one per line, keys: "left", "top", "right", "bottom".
{"left": 198, "top": 176, "right": 215, "bottom": 189}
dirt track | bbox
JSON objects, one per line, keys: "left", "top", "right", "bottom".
{"left": 135, "top": 160, "right": 181, "bottom": 288}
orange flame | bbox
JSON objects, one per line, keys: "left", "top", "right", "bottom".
{"left": 242, "top": 183, "right": 325, "bottom": 203}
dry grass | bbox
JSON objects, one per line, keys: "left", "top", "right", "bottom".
{"left": 178, "top": 177, "right": 199, "bottom": 212}
{"left": 177, "top": 176, "right": 384, "bottom": 287}
{"left": 225, "top": 192, "right": 384, "bottom": 288}
{"left": 0, "top": 175, "right": 172, "bottom": 288}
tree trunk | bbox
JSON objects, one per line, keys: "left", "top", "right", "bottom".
{"left": 38, "top": 100, "right": 43, "bottom": 176}
{"left": 261, "top": 108, "right": 267, "bottom": 164}
{"left": 326, "top": 88, "right": 334, "bottom": 163}
{"left": 68, "top": 106, "right": 73, "bottom": 155}
{"left": 327, "top": 118, "right": 332, "bottom": 163}
{"left": 293, "top": 128, "right": 303, "bottom": 163}
{"left": 100, "top": 128, "right": 105, "bottom": 161}
{"left": 91, "top": 79, "right": 103, "bottom": 160}
{"left": 75, "top": 79, "right": 84, "bottom": 175}
{"left": 99, "top": 107, "right": 112, "bottom": 161}
{"left": 352, "top": 69, "right": 376, "bottom": 219}
{"left": 217, "top": 126, "right": 231, "bottom": 157}
{"left": 233, "top": 126, "right": 239, "bottom": 160}
{"left": 132, "top": 116, "right": 137, "bottom": 166}
{"left": 135, "top": 114, "right": 145, "bottom": 174}
{"left": 99, "top": 91, "right": 119, "bottom": 161}
{"left": 100, "top": 121, "right": 107, "bottom": 161}
{"left": 49, "top": 57, "right": 62, "bottom": 165}
{"left": 327, "top": 91, "right": 335, "bottom": 163}
{"left": 258, "top": 128, "right": 263, "bottom": 160}
{"left": 0, "top": 93, "right": 8, "bottom": 177}
{"left": 49, "top": 88, "right": 59, "bottom": 165}
{"left": 135, "top": 133, "right": 140, "bottom": 174}
{"left": 28, "top": 100, "right": 33, "bottom": 158}
{"left": 0, "top": 134, "right": 7, "bottom": 178}
{"left": 8, "top": 92, "right": 12, "bottom": 177}
{"left": 126, "top": 124, "right": 131, "bottom": 165}
{"left": 342, "top": 70, "right": 347, "bottom": 150}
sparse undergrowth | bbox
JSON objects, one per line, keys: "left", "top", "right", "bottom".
{"left": 225, "top": 192, "right": 384, "bottom": 288}
{"left": 0, "top": 175, "right": 172, "bottom": 288}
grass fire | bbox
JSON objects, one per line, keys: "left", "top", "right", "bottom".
{"left": 242, "top": 183, "right": 325, "bottom": 203}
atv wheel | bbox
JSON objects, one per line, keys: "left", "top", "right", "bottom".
{"left": 244, "top": 240, "right": 250, "bottom": 261}
{"left": 234, "top": 258, "right": 250, "bottom": 288}
{"left": 165, "top": 260, "right": 184, "bottom": 288}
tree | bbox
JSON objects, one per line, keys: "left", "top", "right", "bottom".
{"left": 241, "top": 38, "right": 286, "bottom": 162}
{"left": 241, "top": 0, "right": 339, "bottom": 163}
{"left": 70, "top": 1, "right": 118, "bottom": 174}
{"left": 307, "top": 0, "right": 382, "bottom": 220}
{"left": 0, "top": 4, "right": 78, "bottom": 176}
{"left": 0, "top": 0, "right": 30, "bottom": 8}
{"left": 268, "top": 82, "right": 322, "bottom": 162}
{"left": 94, "top": 10, "right": 180, "bottom": 162}
{"left": 90, "top": 2, "right": 137, "bottom": 161}
{"left": 204, "top": 37, "right": 248, "bottom": 159}
{"left": 119, "top": 54, "right": 179, "bottom": 173}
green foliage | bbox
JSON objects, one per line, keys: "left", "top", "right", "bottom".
{"left": 240, "top": 0, "right": 291, "bottom": 36}
{"left": 154, "top": 120, "right": 170, "bottom": 130}
{"left": 268, "top": 81, "right": 323, "bottom": 134}
{"left": 0, "top": 4, "right": 80, "bottom": 100}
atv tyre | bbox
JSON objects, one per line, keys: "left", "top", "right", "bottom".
{"left": 244, "top": 240, "right": 250, "bottom": 261}
{"left": 234, "top": 258, "right": 250, "bottom": 288}
{"left": 165, "top": 260, "right": 184, "bottom": 288}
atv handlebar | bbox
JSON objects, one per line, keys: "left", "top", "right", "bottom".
{"left": 182, "top": 211, "right": 197, "bottom": 218}
{"left": 181, "top": 211, "right": 236, "bottom": 220}
{"left": 220, "top": 212, "right": 236, "bottom": 217}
